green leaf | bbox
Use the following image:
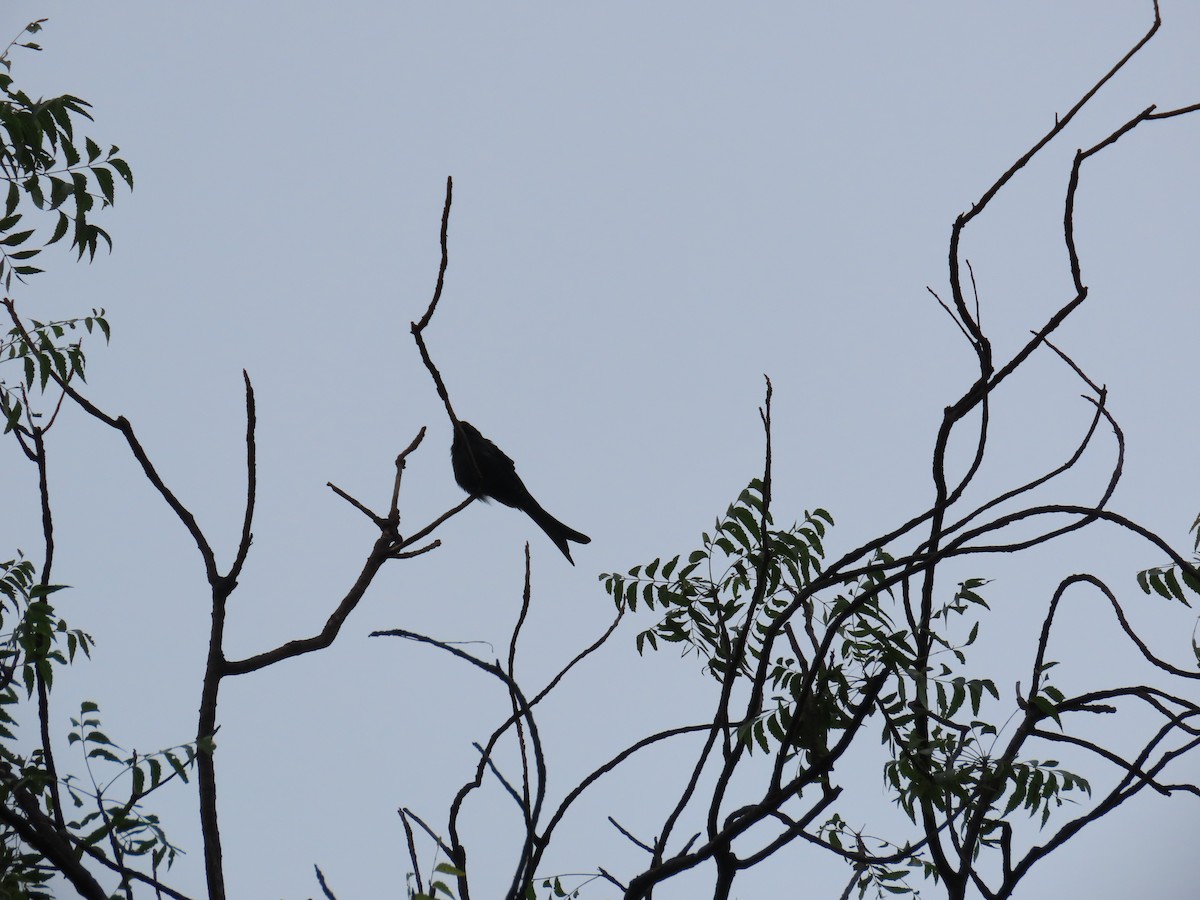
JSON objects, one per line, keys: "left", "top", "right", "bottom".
{"left": 767, "top": 712, "right": 787, "bottom": 744}
{"left": 730, "top": 505, "right": 761, "bottom": 543}
{"left": 71, "top": 171, "right": 89, "bottom": 205}
{"left": 0, "top": 229, "right": 35, "bottom": 246}
{"left": 1136, "top": 569, "right": 1150, "bottom": 594}
{"left": 948, "top": 679, "right": 965, "bottom": 717}
{"left": 1003, "top": 779, "right": 1025, "bottom": 816}
{"left": 29, "top": 583, "right": 66, "bottom": 599}
{"left": 754, "top": 719, "right": 769, "bottom": 753}
{"left": 3, "top": 397, "right": 22, "bottom": 433}
{"left": 26, "top": 176, "right": 46, "bottom": 209}
{"left": 110, "top": 157, "right": 134, "bottom": 189}
{"left": 165, "top": 750, "right": 188, "bottom": 779}
{"left": 723, "top": 520, "right": 752, "bottom": 552}
{"left": 1164, "top": 567, "right": 1185, "bottom": 603}
{"left": 36, "top": 352, "right": 50, "bottom": 390}
{"left": 1031, "top": 695, "right": 1062, "bottom": 728}
{"left": 1181, "top": 565, "right": 1200, "bottom": 598}
{"left": 94, "top": 166, "right": 115, "bottom": 205}
{"left": 48, "top": 211, "right": 69, "bottom": 244}
{"left": 48, "top": 177, "right": 71, "bottom": 210}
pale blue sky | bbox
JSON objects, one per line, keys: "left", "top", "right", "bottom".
{"left": 3, "top": 2, "right": 1198, "bottom": 898}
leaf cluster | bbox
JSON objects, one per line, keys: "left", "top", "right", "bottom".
{"left": 602, "top": 478, "right": 832, "bottom": 675}
{"left": 1135, "top": 559, "right": 1200, "bottom": 605}
{"left": 601, "top": 469, "right": 1110, "bottom": 897}
{"left": 819, "top": 814, "right": 931, "bottom": 899}
{"left": 0, "top": 555, "right": 199, "bottom": 891}
{"left": 0, "top": 555, "right": 92, "bottom": 892}
{"left": 0, "top": 554, "right": 90, "bottom": 708}
{"left": 0, "top": 21, "right": 132, "bottom": 288}
{"left": 63, "top": 701, "right": 203, "bottom": 872}
{"left": 0, "top": 309, "right": 109, "bottom": 419}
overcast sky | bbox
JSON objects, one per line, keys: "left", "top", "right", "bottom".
{"left": 3, "top": 2, "right": 1199, "bottom": 898}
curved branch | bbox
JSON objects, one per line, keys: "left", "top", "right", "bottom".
{"left": 948, "top": 0, "right": 1161, "bottom": 337}
{"left": 411, "top": 176, "right": 459, "bottom": 428}
{"left": 223, "top": 536, "right": 394, "bottom": 675}
{"left": 226, "top": 370, "right": 256, "bottom": 587}
{"left": 2, "top": 298, "right": 222, "bottom": 586}
{"left": 413, "top": 175, "right": 453, "bottom": 334}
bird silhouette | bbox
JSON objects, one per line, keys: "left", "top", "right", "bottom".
{"left": 451, "top": 419, "right": 590, "bottom": 564}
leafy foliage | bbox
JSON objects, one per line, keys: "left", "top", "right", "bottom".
{"left": 602, "top": 478, "right": 832, "bottom": 672}
{"left": 63, "top": 701, "right": 204, "bottom": 872}
{"left": 0, "top": 309, "right": 109, "bottom": 428}
{"left": 0, "top": 554, "right": 91, "bottom": 893}
{"left": 818, "top": 815, "right": 933, "bottom": 899}
{"left": 602, "top": 477, "right": 1101, "bottom": 895}
{"left": 0, "top": 553, "right": 90, "bottom": 704}
{"left": 1135, "top": 515, "right": 1200, "bottom": 604}
{"left": 0, "top": 20, "right": 132, "bottom": 289}
{"left": 0, "top": 553, "right": 199, "bottom": 891}
{"left": 0, "top": 21, "right": 205, "bottom": 900}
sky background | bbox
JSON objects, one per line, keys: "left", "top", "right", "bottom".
{"left": 2, "top": 2, "right": 1199, "bottom": 898}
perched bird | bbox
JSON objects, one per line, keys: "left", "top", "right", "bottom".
{"left": 451, "top": 419, "right": 591, "bottom": 564}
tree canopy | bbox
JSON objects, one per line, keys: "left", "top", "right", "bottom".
{"left": 1, "top": 7, "right": 1199, "bottom": 899}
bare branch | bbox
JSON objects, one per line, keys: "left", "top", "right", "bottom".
{"left": 389, "top": 426, "right": 428, "bottom": 520}
{"left": 327, "top": 481, "right": 386, "bottom": 527}
{"left": 398, "top": 808, "right": 425, "bottom": 896}
{"left": 227, "top": 370, "right": 257, "bottom": 586}
{"left": 413, "top": 176, "right": 454, "bottom": 334}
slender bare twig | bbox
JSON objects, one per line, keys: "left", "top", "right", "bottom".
{"left": 414, "top": 175, "right": 453, "bottom": 334}
{"left": 326, "top": 481, "right": 384, "bottom": 525}
{"left": 394, "top": 496, "right": 474, "bottom": 551}
{"left": 401, "top": 807, "right": 454, "bottom": 858}
{"left": 399, "top": 808, "right": 425, "bottom": 896}
{"left": 390, "top": 426, "right": 428, "bottom": 520}
{"left": 314, "top": 864, "right": 338, "bottom": 900}
{"left": 222, "top": 535, "right": 394, "bottom": 675}
{"left": 411, "top": 177, "right": 460, "bottom": 428}
{"left": 373, "top": 627, "right": 546, "bottom": 900}
{"left": 227, "top": 371, "right": 256, "bottom": 587}
{"left": 608, "top": 817, "right": 653, "bottom": 854}
{"left": 947, "top": 0, "right": 1161, "bottom": 336}
{"left": 507, "top": 544, "right": 534, "bottom": 821}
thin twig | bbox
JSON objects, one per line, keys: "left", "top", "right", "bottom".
{"left": 399, "top": 808, "right": 425, "bottom": 895}
{"left": 314, "top": 864, "right": 338, "bottom": 900}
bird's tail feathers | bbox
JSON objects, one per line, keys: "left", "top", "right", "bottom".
{"left": 527, "top": 503, "right": 590, "bottom": 565}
